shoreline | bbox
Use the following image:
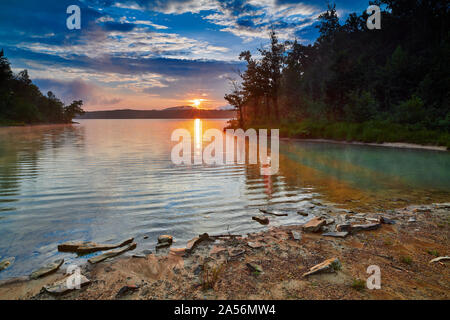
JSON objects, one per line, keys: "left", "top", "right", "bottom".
{"left": 0, "top": 121, "right": 79, "bottom": 128}
{"left": 1, "top": 202, "right": 448, "bottom": 300}
{"left": 280, "top": 137, "right": 448, "bottom": 151}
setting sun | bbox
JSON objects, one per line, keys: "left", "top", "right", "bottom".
{"left": 192, "top": 99, "right": 203, "bottom": 108}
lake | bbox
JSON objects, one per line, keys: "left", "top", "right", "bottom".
{"left": 0, "top": 119, "right": 449, "bottom": 279}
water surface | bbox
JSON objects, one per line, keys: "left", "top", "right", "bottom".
{"left": 0, "top": 119, "right": 449, "bottom": 279}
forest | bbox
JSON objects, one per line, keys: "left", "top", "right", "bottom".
{"left": 0, "top": 50, "right": 84, "bottom": 126}
{"left": 225, "top": 0, "right": 450, "bottom": 148}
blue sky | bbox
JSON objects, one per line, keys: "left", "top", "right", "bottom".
{"left": 0, "top": 0, "right": 370, "bottom": 110}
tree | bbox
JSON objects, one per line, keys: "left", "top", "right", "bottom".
{"left": 0, "top": 51, "right": 85, "bottom": 124}
{"left": 0, "top": 49, "right": 12, "bottom": 83}
{"left": 224, "top": 79, "right": 245, "bottom": 128}
{"left": 224, "top": 0, "right": 450, "bottom": 143}
{"left": 64, "top": 100, "right": 85, "bottom": 122}
{"left": 238, "top": 50, "right": 269, "bottom": 120}
{"left": 317, "top": 4, "right": 340, "bottom": 42}
{"left": 258, "top": 30, "right": 285, "bottom": 121}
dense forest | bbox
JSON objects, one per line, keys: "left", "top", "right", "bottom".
{"left": 0, "top": 50, "right": 84, "bottom": 126}
{"left": 225, "top": 0, "right": 450, "bottom": 147}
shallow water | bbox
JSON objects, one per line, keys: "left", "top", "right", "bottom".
{"left": 0, "top": 119, "right": 449, "bottom": 279}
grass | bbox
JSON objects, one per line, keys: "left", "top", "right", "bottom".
{"left": 400, "top": 256, "right": 413, "bottom": 265}
{"left": 330, "top": 260, "right": 342, "bottom": 271}
{"left": 427, "top": 250, "right": 440, "bottom": 257}
{"left": 201, "top": 262, "right": 226, "bottom": 290}
{"left": 252, "top": 270, "right": 262, "bottom": 277}
{"left": 351, "top": 278, "right": 366, "bottom": 291}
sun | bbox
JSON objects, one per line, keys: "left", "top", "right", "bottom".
{"left": 193, "top": 99, "right": 201, "bottom": 107}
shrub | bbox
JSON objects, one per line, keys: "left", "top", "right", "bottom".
{"left": 351, "top": 278, "right": 366, "bottom": 291}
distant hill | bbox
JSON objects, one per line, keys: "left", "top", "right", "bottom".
{"left": 76, "top": 107, "right": 236, "bottom": 119}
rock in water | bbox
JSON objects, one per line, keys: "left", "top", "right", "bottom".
{"left": 297, "top": 211, "right": 309, "bottom": 216}
{"left": 252, "top": 216, "right": 269, "bottom": 225}
{"left": 0, "top": 257, "right": 14, "bottom": 272}
{"left": 303, "top": 257, "right": 341, "bottom": 277}
{"left": 88, "top": 243, "right": 137, "bottom": 264}
{"left": 157, "top": 235, "right": 173, "bottom": 245}
{"left": 30, "top": 259, "right": 64, "bottom": 279}
{"left": 43, "top": 274, "right": 90, "bottom": 295}
{"left": 259, "top": 209, "right": 288, "bottom": 216}
{"left": 302, "top": 217, "right": 326, "bottom": 232}
{"left": 58, "top": 237, "right": 134, "bottom": 254}
{"left": 156, "top": 234, "right": 174, "bottom": 250}
{"left": 156, "top": 243, "right": 171, "bottom": 250}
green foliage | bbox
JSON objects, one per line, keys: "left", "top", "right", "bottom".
{"left": 427, "top": 250, "right": 439, "bottom": 257}
{"left": 351, "top": 278, "right": 366, "bottom": 291}
{"left": 226, "top": 1, "right": 450, "bottom": 146}
{"left": 344, "top": 90, "right": 377, "bottom": 122}
{"left": 0, "top": 50, "right": 84, "bottom": 125}
{"left": 400, "top": 256, "right": 413, "bottom": 265}
{"left": 201, "top": 262, "right": 226, "bottom": 291}
{"left": 393, "top": 95, "right": 425, "bottom": 125}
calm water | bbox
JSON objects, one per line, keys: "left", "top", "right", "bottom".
{"left": 0, "top": 119, "right": 449, "bottom": 279}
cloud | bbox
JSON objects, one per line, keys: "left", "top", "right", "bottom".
{"left": 88, "top": 0, "right": 321, "bottom": 41}
{"left": 33, "top": 78, "right": 123, "bottom": 106}
{"left": 0, "top": 0, "right": 370, "bottom": 111}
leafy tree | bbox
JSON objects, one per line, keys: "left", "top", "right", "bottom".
{"left": 64, "top": 100, "right": 85, "bottom": 122}
{"left": 0, "top": 51, "right": 84, "bottom": 125}
{"left": 225, "top": 0, "right": 449, "bottom": 143}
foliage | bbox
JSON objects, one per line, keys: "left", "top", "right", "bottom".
{"left": 351, "top": 278, "right": 366, "bottom": 291}
{"left": 400, "top": 256, "right": 413, "bottom": 265}
{"left": 201, "top": 262, "right": 226, "bottom": 290}
{"left": 0, "top": 50, "right": 84, "bottom": 125}
{"left": 225, "top": 1, "right": 450, "bottom": 146}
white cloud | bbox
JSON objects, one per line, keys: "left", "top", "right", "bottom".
{"left": 16, "top": 27, "right": 230, "bottom": 61}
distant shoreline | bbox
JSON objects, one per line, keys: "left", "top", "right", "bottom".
{"left": 77, "top": 108, "right": 236, "bottom": 120}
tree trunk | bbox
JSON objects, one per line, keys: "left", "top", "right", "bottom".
{"left": 273, "top": 95, "right": 280, "bottom": 121}
{"left": 238, "top": 105, "right": 244, "bottom": 128}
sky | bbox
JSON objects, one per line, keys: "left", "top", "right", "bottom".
{"left": 0, "top": 0, "right": 370, "bottom": 111}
